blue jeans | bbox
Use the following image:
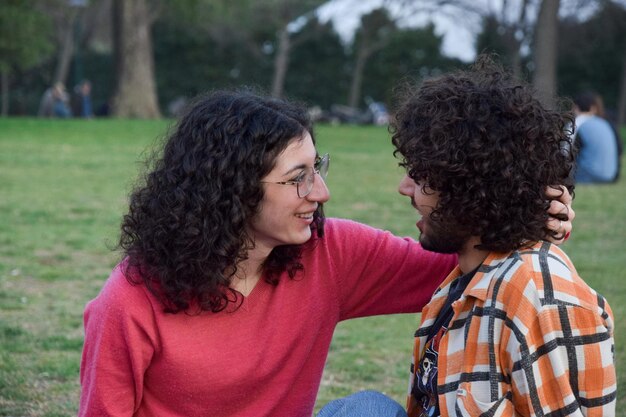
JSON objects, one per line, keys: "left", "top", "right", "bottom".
{"left": 317, "top": 391, "right": 408, "bottom": 417}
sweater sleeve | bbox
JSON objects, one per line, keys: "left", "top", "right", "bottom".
{"left": 323, "top": 218, "right": 457, "bottom": 320}
{"left": 79, "top": 265, "right": 160, "bottom": 416}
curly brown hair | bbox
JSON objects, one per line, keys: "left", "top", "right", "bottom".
{"left": 119, "top": 90, "right": 325, "bottom": 313}
{"left": 391, "top": 57, "right": 574, "bottom": 252}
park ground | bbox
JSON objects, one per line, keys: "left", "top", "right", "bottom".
{"left": 0, "top": 119, "right": 624, "bottom": 416}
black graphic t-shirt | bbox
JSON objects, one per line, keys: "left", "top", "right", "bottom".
{"left": 412, "top": 268, "right": 477, "bottom": 417}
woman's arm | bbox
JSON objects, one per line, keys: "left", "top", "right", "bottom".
{"left": 79, "top": 266, "right": 157, "bottom": 416}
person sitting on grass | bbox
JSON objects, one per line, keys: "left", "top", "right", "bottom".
{"left": 571, "top": 91, "right": 621, "bottom": 183}
{"left": 318, "top": 57, "right": 615, "bottom": 417}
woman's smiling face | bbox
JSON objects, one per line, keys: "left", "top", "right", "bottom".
{"left": 248, "top": 132, "right": 330, "bottom": 254}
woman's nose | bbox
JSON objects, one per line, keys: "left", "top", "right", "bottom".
{"left": 307, "top": 173, "right": 330, "bottom": 203}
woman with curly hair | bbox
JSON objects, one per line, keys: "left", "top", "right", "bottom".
{"left": 319, "top": 59, "right": 615, "bottom": 417}
{"left": 79, "top": 89, "right": 573, "bottom": 417}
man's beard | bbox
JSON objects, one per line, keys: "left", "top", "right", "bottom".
{"left": 419, "top": 217, "right": 469, "bottom": 254}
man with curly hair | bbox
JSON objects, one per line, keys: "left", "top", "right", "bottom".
{"left": 318, "top": 59, "right": 615, "bottom": 417}
{"left": 394, "top": 60, "right": 616, "bottom": 417}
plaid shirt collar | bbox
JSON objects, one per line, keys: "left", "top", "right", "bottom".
{"left": 435, "top": 249, "right": 516, "bottom": 304}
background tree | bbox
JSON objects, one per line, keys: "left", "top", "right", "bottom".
{"left": 110, "top": 0, "right": 161, "bottom": 118}
{"left": 251, "top": 0, "right": 327, "bottom": 98}
{"left": 0, "top": 0, "right": 53, "bottom": 116}
{"left": 154, "top": 0, "right": 325, "bottom": 102}
{"left": 362, "top": 24, "right": 461, "bottom": 106}
{"left": 532, "top": 0, "right": 560, "bottom": 107}
{"left": 27, "top": 0, "right": 107, "bottom": 88}
{"left": 46, "top": 1, "right": 82, "bottom": 86}
{"left": 471, "top": 0, "right": 625, "bottom": 119}
{"left": 286, "top": 18, "right": 350, "bottom": 108}
{"left": 557, "top": 0, "right": 626, "bottom": 122}
{"left": 618, "top": 51, "right": 626, "bottom": 126}
{"left": 348, "top": 7, "right": 397, "bottom": 108}
{"left": 152, "top": 14, "right": 274, "bottom": 113}
{"left": 474, "top": 0, "right": 532, "bottom": 78}
{"left": 152, "top": 0, "right": 274, "bottom": 114}
{"left": 3, "top": 0, "right": 626, "bottom": 122}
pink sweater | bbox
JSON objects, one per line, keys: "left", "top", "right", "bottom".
{"left": 79, "top": 218, "right": 457, "bottom": 417}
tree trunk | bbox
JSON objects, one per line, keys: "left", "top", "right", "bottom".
{"left": 271, "top": 28, "right": 291, "bottom": 98}
{"left": 110, "top": 0, "right": 160, "bottom": 118}
{"left": 511, "top": 0, "right": 529, "bottom": 79}
{"left": 532, "top": 0, "right": 560, "bottom": 108}
{"left": 53, "top": 15, "right": 75, "bottom": 85}
{"left": 1, "top": 71, "right": 8, "bottom": 117}
{"left": 618, "top": 52, "right": 626, "bottom": 127}
{"left": 348, "top": 48, "right": 369, "bottom": 109}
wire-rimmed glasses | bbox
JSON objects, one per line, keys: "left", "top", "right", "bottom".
{"left": 262, "top": 153, "right": 330, "bottom": 198}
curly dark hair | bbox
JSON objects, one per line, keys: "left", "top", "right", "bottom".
{"left": 391, "top": 57, "right": 575, "bottom": 252}
{"left": 119, "top": 90, "right": 325, "bottom": 313}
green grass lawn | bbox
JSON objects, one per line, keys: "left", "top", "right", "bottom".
{"left": 0, "top": 118, "right": 624, "bottom": 416}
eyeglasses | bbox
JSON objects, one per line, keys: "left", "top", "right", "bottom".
{"left": 261, "top": 153, "right": 330, "bottom": 198}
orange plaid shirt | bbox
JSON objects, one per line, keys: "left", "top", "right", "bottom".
{"left": 408, "top": 241, "right": 616, "bottom": 417}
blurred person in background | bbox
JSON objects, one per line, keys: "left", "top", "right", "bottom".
{"left": 38, "top": 82, "right": 72, "bottom": 118}
{"left": 79, "top": 89, "right": 573, "bottom": 417}
{"left": 71, "top": 79, "right": 94, "bottom": 118}
{"left": 572, "top": 91, "right": 621, "bottom": 183}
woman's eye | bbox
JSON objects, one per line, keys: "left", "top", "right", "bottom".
{"left": 291, "top": 172, "right": 306, "bottom": 183}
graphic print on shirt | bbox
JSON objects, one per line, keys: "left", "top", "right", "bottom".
{"left": 413, "top": 327, "right": 446, "bottom": 417}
